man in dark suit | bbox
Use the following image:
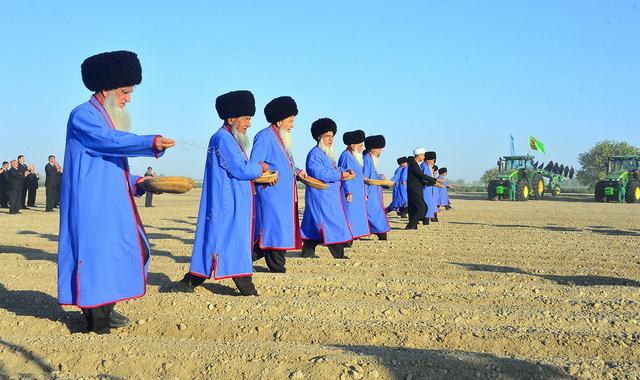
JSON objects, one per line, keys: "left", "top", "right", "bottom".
{"left": 0, "top": 161, "right": 9, "bottom": 208}
{"left": 54, "top": 162, "right": 62, "bottom": 207}
{"left": 17, "top": 155, "right": 29, "bottom": 209}
{"left": 8, "top": 160, "right": 31, "bottom": 214}
{"left": 45, "top": 155, "right": 61, "bottom": 211}
{"left": 405, "top": 148, "right": 442, "bottom": 230}
{"left": 143, "top": 167, "right": 155, "bottom": 207}
{"left": 26, "top": 171, "right": 39, "bottom": 207}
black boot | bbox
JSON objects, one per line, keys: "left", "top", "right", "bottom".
{"left": 376, "top": 233, "right": 388, "bottom": 241}
{"left": 422, "top": 218, "right": 429, "bottom": 225}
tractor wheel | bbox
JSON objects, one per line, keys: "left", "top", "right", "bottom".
{"left": 487, "top": 180, "right": 498, "bottom": 201}
{"left": 626, "top": 181, "right": 640, "bottom": 203}
{"left": 516, "top": 179, "right": 530, "bottom": 201}
{"left": 530, "top": 173, "right": 544, "bottom": 200}
{"left": 552, "top": 188, "right": 561, "bottom": 197}
{"left": 594, "top": 181, "right": 606, "bottom": 202}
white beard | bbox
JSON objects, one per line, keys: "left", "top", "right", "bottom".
{"left": 231, "top": 123, "right": 250, "bottom": 151}
{"left": 318, "top": 139, "right": 335, "bottom": 162}
{"left": 351, "top": 149, "right": 364, "bottom": 167}
{"left": 104, "top": 91, "right": 131, "bottom": 132}
{"left": 371, "top": 154, "right": 379, "bottom": 172}
{"left": 278, "top": 127, "right": 293, "bottom": 153}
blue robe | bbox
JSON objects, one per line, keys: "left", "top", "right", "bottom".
{"left": 338, "top": 149, "right": 370, "bottom": 239}
{"left": 250, "top": 125, "right": 302, "bottom": 250}
{"left": 189, "top": 125, "right": 264, "bottom": 279}
{"left": 58, "top": 96, "right": 163, "bottom": 308}
{"left": 388, "top": 165, "right": 408, "bottom": 211}
{"left": 420, "top": 162, "right": 440, "bottom": 218}
{"left": 438, "top": 175, "right": 451, "bottom": 206}
{"left": 363, "top": 153, "right": 391, "bottom": 234}
{"left": 301, "top": 146, "right": 353, "bottom": 244}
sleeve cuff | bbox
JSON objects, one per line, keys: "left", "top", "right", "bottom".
{"left": 134, "top": 177, "right": 146, "bottom": 197}
{"left": 152, "top": 135, "right": 162, "bottom": 158}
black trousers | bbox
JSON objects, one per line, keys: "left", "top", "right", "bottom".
{"left": 0, "top": 187, "right": 8, "bottom": 207}
{"left": 8, "top": 190, "right": 21, "bottom": 214}
{"left": 145, "top": 192, "right": 153, "bottom": 207}
{"left": 252, "top": 241, "right": 286, "bottom": 273}
{"left": 180, "top": 272, "right": 258, "bottom": 296}
{"left": 301, "top": 240, "right": 345, "bottom": 259}
{"left": 20, "top": 185, "right": 27, "bottom": 208}
{"left": 407, "top": 190, "right": 428, "bottom": 229}
{"left": 82, "top": 303, "right": 115, "bottom": 334}
{"left": 45, "top": 185, "right": 56, "bottom": 210}
{"left": 81, "top": 231, "right": 150, "bottom": 333}
{"left": 27, "top": 187, "right": 37, "bottom": 207}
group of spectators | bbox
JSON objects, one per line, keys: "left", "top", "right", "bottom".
{"left": 0, "top": 155, "right": 62, "bottom": 214}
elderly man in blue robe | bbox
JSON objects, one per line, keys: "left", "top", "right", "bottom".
{"left": 363, "top": 135, "right": 392, "bottom": 240}
{"left": 58, "top": 51, "right": 175, "bottom": 334}
{"left": 250, "top": 96, "right": 307, "bottom": 273}
{"left": 174, "top": 90, "right": 268, "bottom": 296}
{"left": 420, "top": 151, "right": 440, "bottom": 224}
{"left": 438, "top": 167, "right": 454, "bottom": 210}
{"left": 338, "top": 130, "right": 371, "bottom": 248}
{"left": 386, "top": 156, "right": 409, "bottom": 218}
{"left": 300, "top": 118, "right": 354, "bottom": 259}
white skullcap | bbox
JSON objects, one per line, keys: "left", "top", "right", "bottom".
{"left": 413, "top": 147, "right": 426, "bottom": 155}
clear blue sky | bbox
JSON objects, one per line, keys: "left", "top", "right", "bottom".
{"left": 1, "top": 1, "right": 638, "bottom": 182}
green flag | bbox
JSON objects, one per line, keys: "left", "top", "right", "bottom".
{"left": 529, "top": 135, "right": 545, "bottom": 154}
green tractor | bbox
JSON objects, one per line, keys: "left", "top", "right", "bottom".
{"left": 594, "top": 155, "right": 640, "bottom": 203}
{"left": 487, "top": 156, "right": 570, "bottom": 201}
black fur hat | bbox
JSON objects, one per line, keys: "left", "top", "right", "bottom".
{"left": 364, "top": 135, "right": 386, "bottom": 150}
{"left": 425, "top": 151, "right": 437, "bottom": 162}
{"left": 343, "top": 130, "right": 365, "bottom": 145}
{"left": 81, "top": 51, "right": 142, "bottom": 92}
{"left": 216, "top": 90, "right": 256, "bottom": 120}
{"left": 311, "top": 118, "right": 337, "bottom": 140}
{"left": 438, "top": 167, "right": 447, "bottom": 175}
{"left": 264, "top": 96, "right": 298, "bottom": 124}
{"left": 397, "top": 156, "right": 408, "bottom": 165}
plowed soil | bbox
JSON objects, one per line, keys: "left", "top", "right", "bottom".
{"left": 1, "top": 189, "right": 639, "bottom": 380}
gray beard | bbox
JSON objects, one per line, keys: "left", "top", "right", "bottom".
{"left": 278, "top": 127, "right": 293, "bottom": 153}
{"left": 318, "top": 139, "right": 335, "bottom": 162}
{"left": 351, "top": 149, "right": 364, "bottom": 167}
{"left": 231, "top": 123, "right": 250, "bottom": 151}
{"left": 104, "top": 91, "right": 131, "bottom": 132}
{"left": 371, "top": 154, "right": 379, "bottom": 172}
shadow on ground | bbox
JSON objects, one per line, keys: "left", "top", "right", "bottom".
{"left": 0, "top": 284, "right": 85, "bottom": 333}
{"left": 450, "top": 263, "right": 640, "bottom": 287}
{"left": 336, "top": 344, "right": 572, "bottom": 380}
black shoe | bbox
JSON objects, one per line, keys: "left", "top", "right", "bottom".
{"left": 405, "top": 224, "right": 418, "bottom": 230}
{"left": 335, "top": 256, "right": 350, "bottom": 260}
{"left": 432, "top": 215, "right": 439, "bottom": 223}
{"left": 172, "top": 281, "right": 196, "bottom": 293}
{"left": 22, "top": 206, "right": 29, "bottom": 210}
{"left": 45, "top": 209, "right": 54, "bottom": 212}
{"left": 9, "top": 211, "right": 21, "bottom": 214}
{"left": 445, "top": 206, "right": 452, "bottom": 210}
{"left": 109, "top": 310, "right": 131, "bottom": 328}
{"left": 422, "top": 219, "right": 429, "bottom": 225}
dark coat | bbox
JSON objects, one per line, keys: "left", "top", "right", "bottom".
{"left": 8, "top": 167, "right": 25, "bottom": 191}
{"left": 45, "top": 163, "right": 59, "bottom": 187}
{"left": 0, "top": 168, "right": 8, "bottom": 189}
{"left": 406, "top": 156, "right": 437, "bottom": 195}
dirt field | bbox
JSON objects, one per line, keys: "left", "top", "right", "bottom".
{"left": 1, "top": 188, "right": 639, "bottom": 379}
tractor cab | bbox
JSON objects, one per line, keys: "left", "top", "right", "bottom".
{"left": 498, "top": 156, "right": 534, "bottom": 173}
{"left": 606, "top": 156, "right": 640, "bottom": 178}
